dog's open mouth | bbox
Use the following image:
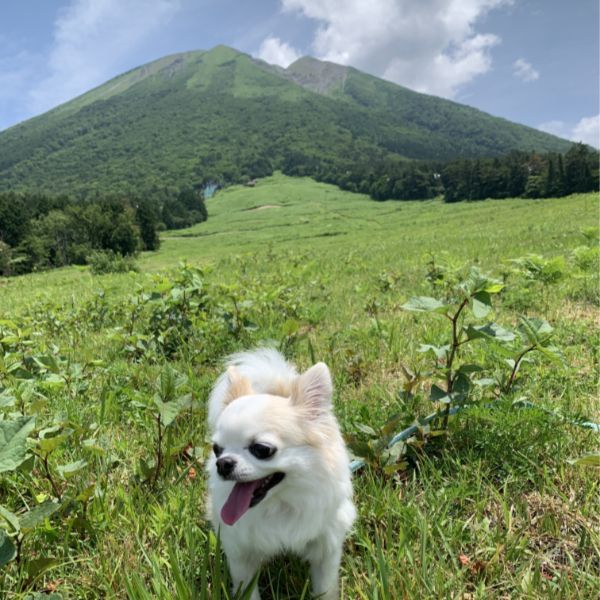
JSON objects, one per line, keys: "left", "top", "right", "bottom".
{"left": 221, "top": 472, "right": 285, "bottom": 526}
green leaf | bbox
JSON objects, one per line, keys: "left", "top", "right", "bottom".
{"left": 471, "top": 291, "right": 492, "bottom": 318}
{"left": 138, "top": 457, "right": 155, "bottom": 480}
{"left": 355, "top": 423, "right": 377, "bottom": 437}
{"left": 57, "top": 459, "right": 88, "bottom": 479}
{"left": 401, "top": 296, "right": 450, "bottom": 314}
{"left": 381, "top": 414, "right": 404, "bottom": 437}
{"left": 0, "top": 530, "right": 16, "bottom": 567}
{"left": 20, "top": 501, "right": 61, "bottom": 532}
{"left": 453, "top": 372, "right": 471, "bottom": 398}
{"left": 38, "top": 433, "right": 70, "bottom": 454}
{"left": 153, "top": 397, "right": 185, "bottom": 427}
{"left": 536, "top": 344, "right": 563, "bottom": 363}
{"left": 418, "top": 344, "right": 450, "bottom": 360}
{"left": 0, "top": 416, "right": 35, "bottom": 473}
{"left": 465, "top": 323, "right": 515, "bottom": 342}
{"left": 517, "top": 316, "right": 553, "bottom": 346}
{"left": 25, "top": 556, "right": 58, "bottom": 578}
{"left": 457, "top": 364, "right": 484, "bottom": 374}
{"left": 567, "top": 453, "right": 600, "bottom": 467}
{"left": 0, "top": 392, "right": 16, "bottom": 409}
{"left": 0, "top": 505, "right": 20, "bottom": 533}
{"left": 484, "top": 282, "right": 504, "bottom": 294}
{"left": 430, "top": 384, "right": 451, "bottom": 404}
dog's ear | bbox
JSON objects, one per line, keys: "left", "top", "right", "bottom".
{"left": 291, "top": 362, "right": 332, "bottom": 418}
{"left": 223, "top": 366, "right": 254, "bottom": 405}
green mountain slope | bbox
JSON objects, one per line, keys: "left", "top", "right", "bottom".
{"left": 0, "top": 45, "right": 571, "bottom": 196}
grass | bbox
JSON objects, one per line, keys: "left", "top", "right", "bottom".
{"left": 0, "top": 174, "right": 598, "bottom": 599}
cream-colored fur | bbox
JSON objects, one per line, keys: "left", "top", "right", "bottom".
{"left": 207, "top": 348, "right": 356, "bottom": 600}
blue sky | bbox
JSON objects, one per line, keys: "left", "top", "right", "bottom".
{"left": 1, "top": 0, "right": 598, "bottom": 146}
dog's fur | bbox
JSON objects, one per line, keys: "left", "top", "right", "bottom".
{"left": 207, "top": 348, "right": 356, "bottom": 600}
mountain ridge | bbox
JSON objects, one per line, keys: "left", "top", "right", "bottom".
{"left": 0, "top": 45, "right": 571, "bottom": 196}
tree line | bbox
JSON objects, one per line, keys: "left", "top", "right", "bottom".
{"left": 0, "top": 189, "right": 207, "bottom": 276}
{"left": 282, "top": 143, "right": 598, "bottom": 203}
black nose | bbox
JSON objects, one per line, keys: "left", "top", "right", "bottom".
{"left": 216, "top": 456, "right": 236, "bottom": 478}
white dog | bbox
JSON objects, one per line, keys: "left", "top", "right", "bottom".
{"left": 207, "top": 348, "right": 356, "bottom": 600}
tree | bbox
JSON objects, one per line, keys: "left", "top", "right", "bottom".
{"left": 564, "top": 143, "right": 594, "bottom": 194}
{"left": 136, "top": 199, "right": 160, "bottom": 251}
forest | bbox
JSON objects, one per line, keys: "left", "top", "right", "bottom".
{"left": 0, "top": 188, "right": 207, "bottom": 276}
{"left": 284, "top": 142, "right": 599, "bottom": 203}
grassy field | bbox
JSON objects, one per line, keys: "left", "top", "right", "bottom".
{"left": 0, "top": 174, "right": 598, "bottom": 599}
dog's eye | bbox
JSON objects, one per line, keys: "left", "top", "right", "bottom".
{"left": 213, "top": 443, "right": 223, "bottom": 457}
{"left": 249, "top": 443, "right": 276, "bottom": 460}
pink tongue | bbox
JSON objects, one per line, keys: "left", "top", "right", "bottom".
{"left": 221, "top": 479, "right": 263, "bottom": 526}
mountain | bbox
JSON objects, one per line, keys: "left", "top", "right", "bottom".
{"left": 0, "top": 45, "right": 571, "bottom": 197}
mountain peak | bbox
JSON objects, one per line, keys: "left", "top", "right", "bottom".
{"left": 206, "top": 44, "right": 244, "bottom": 59}
{"left": 0, "top": 44, "right": 571, "bottom": 196}
{"left": 284, "top": 55, "right": 349, "bottom": 95}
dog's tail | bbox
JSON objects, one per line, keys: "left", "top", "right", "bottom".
{"left": 208, "top": 348, "right": 297, "bottom": 430}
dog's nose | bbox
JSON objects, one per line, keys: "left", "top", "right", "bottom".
{"left": 216, "top": 456, "right": 236, "bottom": 478}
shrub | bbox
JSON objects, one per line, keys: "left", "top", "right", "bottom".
{"left": 87, "top": 250, "right": 139, "bottom": 275}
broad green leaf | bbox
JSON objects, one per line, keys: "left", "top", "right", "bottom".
{"left": 453, "top": 372, "right": 471, "bottom": 397}
{"left": 0, "top": 531, "right": 16, "bottom": 567}
{"left": 76, "top": 484, "right": 97, "bottom": 503}
{"left": 20, "top": 501, "right": 61, "bottom": 532}
{"left": 381, "top": 414, "right": 404, "bottom": 437}
{"left": 457, "top": 364, "right": 484, "bottom": 374}
{"left": 418, "top": 344, "right": 450, "bottom": 360}
{"left": 383, "top": 461, "right": 409, "bottom": 474}
{"left": 471, "top": 291, "right": 492, "bottom": 318}
{"left": 536, "top": 344, "right": 563, "bottom": 363}
{"left": 138, "top": 457, "right": 155, "bottom": 480}
{"left": 0, "top": 416, "right": 35, "bottom": 473}
{"left": 82, "top": 438, "right": 105, "bottom": 455}
{"left": 0, "top": 505, "right": 20, "bottom": 533}
{"left": 355, "top": 423, "right": 377, "bottom": 436}
{"left": 567, "top": 453, "right": 600, "bottom": 467}
{"left": 430, "top": 384, "right": 451, "bottom": 404}
{"left": 38, "top": 433, "right": 70, "bottom": 454}
{"left": 57, "top": 459, "right": 88, "bottom": 479}
{"left": 465, "top": 323, "right": 515, "bottom": 342}
{"left": 517, "top": 316, "right": 553, "bottom": 346}
{"left": 153, "top": 397, "right": 184, "bottom": 427}
{"left": 0, "top": 392, "right": 16, "bottom": 408}
{"left": 32, "top": 355, "right": 60, "bottom": 373}
{"left": 462, "top": 267, "right": 503, "bottom": 295}
{"left": 25, "top": 557, "right": 58, "bottom": 578}
{"left": 484, "top": 282, "right": 504, "bottom": 294}
{"left": 401, "top": 296, "right": 450, "bottom": 314}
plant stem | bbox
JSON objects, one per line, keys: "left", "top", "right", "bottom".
{"left": 34, "top": 451, "right": 62, "bottom": 500}
{"left": 153, "top": 413, "right": 163, "bottom": 488}
{"left": 504, "top": 345, "right": 536, "bottom": 393}
{"left": 442, "top": 297, "right": 469, "bottom": 428}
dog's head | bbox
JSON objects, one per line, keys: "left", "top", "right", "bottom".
{"left": 210, "top": 363, "right": 336, "bottom": 525}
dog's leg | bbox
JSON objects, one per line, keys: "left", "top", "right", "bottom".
{"left": 305, "top": 536, "right": 343, "bottom": 600}
{"left": 226, "top": 550, "right": 262, "bottom": 600}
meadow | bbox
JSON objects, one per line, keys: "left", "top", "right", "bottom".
{"left": 0, "top": 174, "right": 598, "bottom": 599}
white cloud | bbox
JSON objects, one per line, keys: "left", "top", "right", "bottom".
{"left": 263, "top": 0, "right": 512, "bottom": 98}
{"left": 571, "top": 115, "right": 600, "bottom": 148}
{"left": 513, "top": 58, "right": 539, "bottom": 82}
{"left": 538, "top": 120, "right": 568, "bottom": 138}
{"left": 538, "top": 115, "right": 599, "bottom": 148}
{"left": 28, "top": 0, "right": 181, "bottom": 115}
{"left": 257, "top": 36, "right": 301, "bottom": 67}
